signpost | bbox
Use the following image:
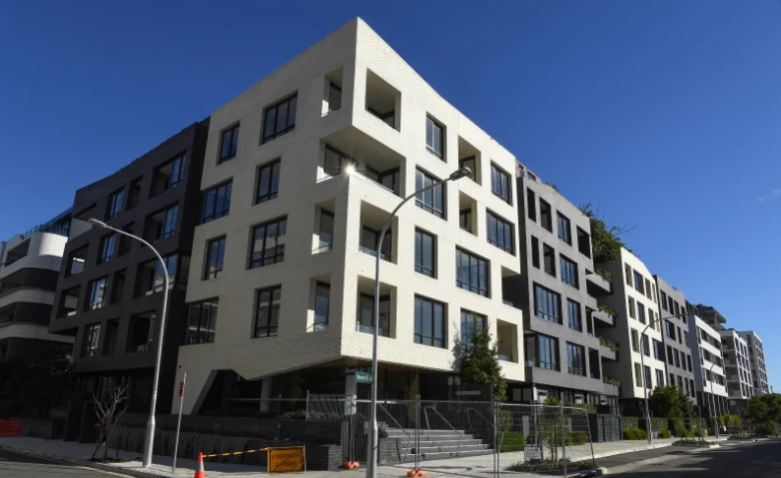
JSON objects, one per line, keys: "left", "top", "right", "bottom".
{"left": 171, "top": 371, "right": 186, "bottom": 473}
{"left": 355, "top": 371, "right": 373, "bottom": 384}
{"left": 524, "top": 445, "right": 542, "bottom": 464}
{"left": 268, "top": 446, "right": 306, "bottom": 474}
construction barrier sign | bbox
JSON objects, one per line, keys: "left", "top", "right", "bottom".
{"left": 268, "top": 446, "right": 306, "bottom": 474}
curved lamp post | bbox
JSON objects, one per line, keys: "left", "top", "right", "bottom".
{"left": 366, "top": 166, "right": 471, "bottom": 478}
{"left": 88, "top": 218, "right": 169, "bottom": 468}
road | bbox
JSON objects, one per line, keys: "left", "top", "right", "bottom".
{"left": 604, "top": 440, "right": 781, "bottom": 477}
{"left": 0, "top": 447, "right": 129, "bottom": 478}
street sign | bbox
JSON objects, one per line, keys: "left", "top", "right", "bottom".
{"left": 355, "top": 371, "right": 373, "bottom": 383}
{"left": 524, "top": 445, "right": 542, "bottom": 463}
{"left": 268, "top": 446, "right": 306, "bottom": 474}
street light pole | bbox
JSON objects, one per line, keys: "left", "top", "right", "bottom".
{"left": 366, "top": 167, "right": 470, "bottom": 478}
{"left": 88, "top": 218, "right": 170, "bottom": 468}
{"left": 705, "top": 361, "right": 719, "bottom": 438}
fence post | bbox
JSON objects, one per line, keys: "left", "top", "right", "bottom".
{"left": 306, "top": 390, "right": 310, "bottom": 419}
{"left": 560, "top": 403, "right": 567, "bottom": 476}
{"left": 493, "top": 401, "right": 499, "bottom": 478}
{"left": 415, "top": 394, "right": 421, "bottom": 471}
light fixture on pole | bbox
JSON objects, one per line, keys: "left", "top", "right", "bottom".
{"left": 366, "top": 167, "right": 470, "bottom": 478}
{"left": 88, "top": 218, "right": 170, "bottom": 468}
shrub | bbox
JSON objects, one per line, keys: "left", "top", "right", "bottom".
{"left": 675, "top": 427, "right": 692, "bottom": 438}
{"left": 565, "top": 431, "right": 589, "bottom": 445}
{"left": 622, "top": 417, "right": 639, "bottom": 431}
{"left": 500, "top": 432, "right": 526, "bottom": 452}
{"left": 754, "top": 421, "right": 778, "bottom": 437}
{"left": 623, "top": 428, "right": 646, "bottom": 440}
{"left": 659, "top": 429, "right": 672, "bottom": 439}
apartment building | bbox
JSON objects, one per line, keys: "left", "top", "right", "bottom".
{"left": 688, "top": 313, "right": 729, "bottom": 417}
{"left": 49, "top": 121, "right": 209, "bottom": 416}
{"left": 740, "top": 331, "right": 769, "bottom": 396}
{"left": 720, "top": 329, "right": 754, "bottom": 407}
{"left": 511, "top": 164, "right": 617, "bottom": 408}
{"left": 0, "top": 211, "right": 74, "bottom": 361}
{"left": 654, "top": 276, "right": 695, "bottom": 401}
{"left": 175, "top": 18, "right": 525, "bottom": 415}
{"left": 596, "top": 248, "right": 665, "bottom": 415}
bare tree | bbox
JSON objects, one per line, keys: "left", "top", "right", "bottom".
{"left": 92, "top": 383, "right": 131, "bottom": 461}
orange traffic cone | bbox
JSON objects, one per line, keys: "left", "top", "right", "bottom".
{"left": 194, "top": 452, "right": 206, "bottom": 478}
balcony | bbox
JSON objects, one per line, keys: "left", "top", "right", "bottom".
{"left": 359, "top": 202, "right": 396, "bottom": 264}
{"left": 590, "top": 308, "right": 615, "bottom": 327}
{"left": 497, "top": 320, "right": 518, "bottom": 363}
{"left": 599, "top": 344, "right": 618, "bottom": 361}
{"left": 524, "top": 364, "right": 606, "bottom": 394}
{"left": 586, "top": 269, "right": 612, "bottom": 295}
{"left": 365, "top": 69, "right": 400, "bottom": 131}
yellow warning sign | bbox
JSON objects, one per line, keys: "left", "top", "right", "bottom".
{"left": 268, "top": 446, "right": 306, "bottom": 474}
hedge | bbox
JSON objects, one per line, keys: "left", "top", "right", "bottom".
{"left": 623, "top": 428, "right": 648, "bottom": 440}
{"left": 622, "top": 417, "right": 639, "bottom": 431}
{"left": 499, "top": 432, "right": 526, "bottom": 452}
{"left": 639, "top": 417, "right": 669, "bottom": 432}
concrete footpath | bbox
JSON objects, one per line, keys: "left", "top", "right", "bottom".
{"left": 0, "top": 435, "right": 729, "bottom": 478}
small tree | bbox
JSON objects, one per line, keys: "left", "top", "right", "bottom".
{"left": 649, "top": 385, "right": 693, "bottom": 418}
{"left": 743, "top": 393, "right": 781, "bottom": 434}
{"left": 459, "top": 326, "right": 507, "bottom": 402}
{"left": 579, "top": 204, "right": 632, "bottom": 278}
{"left": 92, "top": 384, "right": 131, "bottom": 461}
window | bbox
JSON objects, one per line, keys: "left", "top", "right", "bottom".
{"left": 635, "top": 363, "right": 643, "bottom": 387}
{"left": 537, "top": 334, "right": 559, "bottom": 370}
{"left": 577, "top": 227, "right": 591, "bottom": 257}
{"left": 487, "top": 211, "right": 514, "bottom": 253}
{"left": 249, "top": 217, "right": 287, "bottom": 268}
{"left": 106, "top": 188, "right": 124, "bottom": 219}
{"left": 415, "top": 169, "right": 445, "bottom": 218}
{"left": 633, "top": 271, "right": 644, "bottom": 293}
{"left": 254, "top": 286, "right": 281, "bottom": 338}
{"left": 361, "top": 226, "right": 392, "bottom": 261}
{"left": 666, "top": 320, "right": 676, "bottom": 340}
{"left": 557, "top": 213, "right": 571, "bottom": 244}
{"left": 328, "top": 82, "right": 342, "bottom": 112}
{"left": 82, "top": 324, "right": 101, "bottom": 358}
{"left": 661, "top": 291, "right": 668, "bottom": 311}
{"left": 110, "top": 269, "right": 126, "bottom": 304}
{"left": 459, "top": 157, "right": 477, "bottom": 181}
{"left": 358, "top": 293, "right": 390, "bottom": 337}
{"left": 677, "top": 376, "right": 683, "bottom": 389}
{"left": 187, "top": 299, "right": 219, "bottom": 345}
{"left": 153, "top": 154, "right": 186, "bottom": 194}
{"left": 456, "top": 248, "right": 489, "bottom": 296}
{"left": 86, "top": 277, "right": 108, "bottom": 310}
{"left": 201, "top": 181, "right": 232, "bottom": 223}
{"left": 644, "top": 366, "right": 653, "bottom": 389}
{"left": 567, "top": 343, "right": 586, "bottom": 376}
{"left": 204, "top": 236, "right": 226, "bottom": 280}
{"left": 645, "top": 279, "right": 652, "bottom": 300}
{"left": 628, "top": 297, "right": 636, "bottom": 319}
{"left": 656, "top": 369, "right": 665, "bottom": 387}
{"left": 641, "top": 334, "right": 650, "bottom": 356}
{"left": 460, "top": 310, "right": 486, "bottom": 346}
{"left": 534, "top": 284, "right": 561, "bottom": 323}
{"left": 670, "top": 372, "right": 676, "bottom": 387}
{"left": 262, "top": 94, "right": 297, "bottom": 143}
{"left": 96, "top": 234, "right": 116, "bottom": 265}
{"left": 127, "top": 178, "right": 142, "bottom": 211}
{"left": 146, "top": 204, "right": 178, "bottom": 242}
{"left": 677, "top": 326, "right": 682, "bottom": 344}
{"left": 318, "top": 210, "right": 334, "bottom": 251}
{"left": 118, "top": 224, "right": 133, "bottom": 256}
{"left": 637, "top": 302, "right": 646, "bottom": 324}
{"left": 426, "top": 116, "right": 444, "bottom": 158}
{"left": 567, "top": 299, "right": 581, "bottom": 331}
{"left": 103, "top": 320, "right": 119, "bottom": 356}
{"left": 631, "top": 329, "right": 640, "bottom": 353}
{"left": 687, "top": 354, "right": 693, "bottom": 372}
{"left": 312, "top": 282, "right": 330, "bottom": 331}
{"left": 674, "top": 349, "right": 681, "bottom": 368}
{"left": 127, "top": 311, "right": 155, "bottom": 352}
{"left": 414, "top": 229, "right": 436, "bottom": 277}
{"left": 136, "top": 254, "right": 182, "bottom": 296}
{"left": 219, "top": 124, "right": 239, "bottom": 163}
{"left": 256, "top": 160, "right": 281, "bottom": 204}
{"left": 560, "top": 255, "right": 578, "bottom": 287}
{"left": 491, "top": 164, "right": 511, "bottom": 203}
{"left": 540, "top": 199, "right": 552, "bottom": 231}
{"left": 459, "top": 209, "right": 473, "bottom": 233}
{"left": 653, "top": 339, "right": 663, "bottom": 361}
{"left": 543, "top": 244, "right": 555, "bottom": 276}
{"left": 651, "top": 284, "right": 657, "bottom": 303}
{"left": 531, "top": 237, "right": 540, "bottom": 269}
{"left": 625, "top": 264, "right": 632, "bottom": 286}
{"left": 526, "top": 189, "right": 536, "bottom": 221}
{"left": 414, "top": 296, "right": 446, "bottom": 347}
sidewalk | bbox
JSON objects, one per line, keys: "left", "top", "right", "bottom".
{"left": 0, "top": 435, "right": 729, "bottom": 478}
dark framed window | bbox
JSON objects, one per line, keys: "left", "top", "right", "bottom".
{"left": 426, "top": 116, "right": 445, "bottom": 158}
{"left": 531, "top": 236, "right": 540, "bottom": 269}
{"left": 152, "top": 154, "right": 186, "bottom": 195}
{"left": 186, "top": 299, "right": 219, "bottom": 345}
{"left": 318, "top": 210, "right": 334, "bottom": 251}
{"left": 560, "top": 255, "right": 578, "bottom": 287}
{"left": 414, "top": 296, "right": 445, "bottom": 347}
{"left": 357, "top": 293, "right": 390, "bottom": 337}
{"left": 567, "top": 343, "right": 586, "bottom": 376}
{"left": 459, "top": 156, "right": 476, "bottom": 181}
{"left": 656, "top": 369, "right": 665, "bottom": 387}
{"left": 118, "top": 224, "right": 134, "bottom": 256}
{"left": 456, "top": 248, "right": 489, "bottom": 297}
{"left": 577, "top": 227, "right": 591, "bottom": 257}
{"left": 543, "top": 244, "right": 555, "bottom": 276}
{"left": 415, "top": 169, "right": 444, "bottom": 218}
{"left": 667, "top": 345, "right": 674, "bottom": 365}
{"left": 536, "top": 334, "right": 559, "bottom": 370}
{"left": 82, "top": 323, "right": 101, "bottom": 358}
{"left": 106, "top": 188, "right": 124, "bottom": 219}
{"left": 201, "top": 181, "right": 232, "bottom": 223}
{"left": 328, "top": 82, "right": 342, "bottom": 112}
{"left": 641, "top": 334, "right": 650, "bottom": 356}
{"left": 249, "top": 217, "right": 287, "bottom": 269}
{"left": 262, "top": 94, "right": 297, "bottom": 143}
{"left": 414, "top": 229, "right": 436, "bottom": 277}
{"left": 159, "top": 205, "right": 178, "bottom": 241}
{"left": 459, "top": 209, "right": 473, "bottom": 233}
{"left": 637, "top": 302, "right": 646, "bottom": 324}
{"left": 254, "top": 286, "right": 281, "bottom": 338}
{"left": 219, "top": 124, "right": 239, "bottom": 163}
{"left": 324, "top": 145, "right": 348, "bottom": 176}
{"left": 526, "top": 189, "right": 536, "bottom": 221}
{"left": 491, "top": 164, "right": 511, "bottom": 203}
{"left": 98, "top": 233, "right": 116, "bottom": 264}
{"left": 86, "top": 277, "right": 108, "bottom": 310}
{"left": 644, "top": 366, "right": 653, "bottom": 389}
{"left": 127, "top": 178, "right": 142, "bottom": 211}
{"left": 653, "top": 339, "right": 663, "bottom": 360}
{"left": 540, "top": 199, "right": 552, "bottom": 231}
{"left": 314, "top": 282, "right": 330, "bottom": 331}
{"left": 633, "top": 271, "right": 644, "bottom": 293}
{"left": 567, "top": 299, "right": 581, "bottom": 331}
{"left": 204, "top": 236, "right": 226, "bottom": 280}
{"left": 360, "top": 226, "right": 392, "bottom": 261}
{"left": 557, "top": 213, "right": 571, "bottom": 244}
{"left": 110, "top": 269, "right": 126, "bottom": 305}
{"left": 534, "top": 284, "right": 561, "bottom": 323}
{"left": 461, "top": 309, "right": 486, "bottom": 346}
{"left": 487, "top": 211, "right": 514, "bottom": 254}
{"left": 256, "top": 160, "right": 281, "bottom": 204}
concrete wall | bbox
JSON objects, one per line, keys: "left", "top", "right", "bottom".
{"left": 654, "top": 275, "right": 695, "bottom": 398}
{"left": 689, "top": 315, "right": 728, "bottom": 398}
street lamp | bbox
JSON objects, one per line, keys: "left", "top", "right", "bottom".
{"left": 88, "top": 218, "right": 170, "bottom": 468}
{"left": 639, "top": 313, "right": 685, "bottom": 444}
{"left": 704, "top": 361, "right": 720, "bottom": 439}
{"left": 366, "top": 167, "right": 471, "bottom": 478}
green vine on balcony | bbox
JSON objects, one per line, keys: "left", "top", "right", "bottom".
{"left": 596, "top": 267, "right": 613, "bottom": 281}
{"left": 598, "top": 304, "right": 616, "bottom": 317}
{"left": 603, "top": 376, "right": 621, "bottom": 387}
{"left": 598, "top": 336, "right": 619, "bottom": 352}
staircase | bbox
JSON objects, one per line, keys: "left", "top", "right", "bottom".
{"left": 386, "top": 428, "right": 493, "bottom": 461}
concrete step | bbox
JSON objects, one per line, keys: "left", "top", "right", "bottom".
{"left": 386, "top": 433, "right": 474, "bottom": 441}
{"left": 401, "top": 444, "right": 490, "bottom": 454}
{"left": 395, "top": 439, "right": 484, "bottom": 447}
{"left": 386, "top": 429, "right": 469, "bottom": 436}
{"left": 405, "top": 449, "right": 494, "bottom": 461}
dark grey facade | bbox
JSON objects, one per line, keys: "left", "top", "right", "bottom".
{"left": 509, "top": 171, "right": 617, "bottom": 408}
{"left": 654, "top": 275, "right": 696, "bottom": 402}
{"left": 49, "top": 120, "right": 209, "bottom": 415}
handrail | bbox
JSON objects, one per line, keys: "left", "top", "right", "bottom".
{"left": 423, "top": 405, "right": 462, "bottom": 457}
{"left": 377, "top": 403, "right": 412, "bottom": 463}
{"left": 465, "top": 407, "right": 496, "bottom": 452}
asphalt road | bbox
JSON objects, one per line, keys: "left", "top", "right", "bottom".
{"left": 605, "top": 440, "right": 781, "bottom": 477}
{"left": 0, "top": 448, "right": 129, "bottom": 478}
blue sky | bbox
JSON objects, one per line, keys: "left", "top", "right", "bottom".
{"left": 1, "top": 1, "right": 778, "bottom": 386}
